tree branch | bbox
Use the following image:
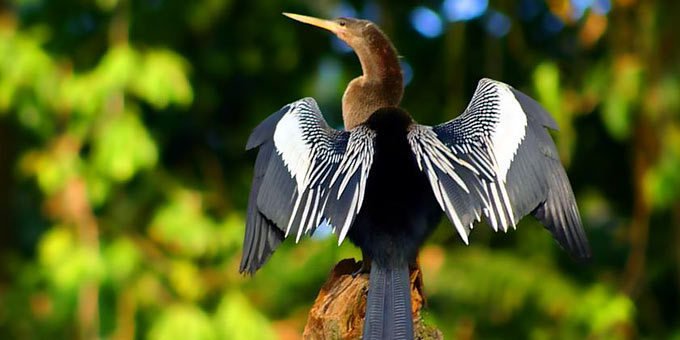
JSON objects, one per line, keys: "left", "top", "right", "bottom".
{"left": 303, "top": 259, "right": 442, "bottom": 340}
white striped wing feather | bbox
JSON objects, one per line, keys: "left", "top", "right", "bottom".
{"left": 408, "top": 78, "right": 591, "bottom": 259}
{"left": 255, "top": 98, "right": 375, "bottom": 246}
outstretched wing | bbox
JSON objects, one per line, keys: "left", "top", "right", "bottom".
{"left": 408, "top": 78, "right": 591, "bottom": 259}
{"left": 240, "top": 98, "right": 375, "bottom": 274}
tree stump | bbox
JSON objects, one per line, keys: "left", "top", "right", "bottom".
{"left": 303, "top": 259, "right": 442, "bottom": 339}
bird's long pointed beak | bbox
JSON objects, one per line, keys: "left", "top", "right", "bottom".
{"left": 282, "top": 13, "right": 341, "bottom": 33}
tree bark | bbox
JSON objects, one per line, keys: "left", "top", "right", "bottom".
{"left": 303, "top": 259, "right": 442, "bottom": 340}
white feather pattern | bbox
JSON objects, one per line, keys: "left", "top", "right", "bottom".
{"left": 331, "top": 126, "right": 375, "bottom": 245}
{"left": 408, "top": 125, "right": 472, "bottom": 242}
{"left": 408, "top": 79, "right": 531, "bottom": 242}
{"left": 489, "top": 81, "right": 528, "bottom": 181}
{"left": 271, "top": 99, "right": 375, "bottom": 244}
{"left": 273, "top": 108, "right": 312, "bottom": 193}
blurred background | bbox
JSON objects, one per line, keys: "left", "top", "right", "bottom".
{"left": 0, "top": 0, "right": 679, "bottom": 338}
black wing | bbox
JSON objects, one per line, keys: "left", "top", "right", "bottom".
{"left": 240, "top": 98, "right": 376, "bottom": 274}
{"left": 408, "top": 78, "right": 591, "bottom": 260}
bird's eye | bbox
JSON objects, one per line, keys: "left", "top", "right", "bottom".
{"left": 339, "top": 21, "right": 346, "bottom": 27}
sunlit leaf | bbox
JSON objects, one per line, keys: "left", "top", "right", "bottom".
{"left": 130, "top": 50, "right": 193, "bottom": 109}
{"left": 532, "top": 61, "right": 576, "bottom": 163}
{"left": 602, "top": 92, "right": 630, "bottom": 139}
{"left": 533, "top": 62, "right": 562, "bottom": 122}
{"left": 96, "top": 44, "right": 140, "bottom": 92}
{"left": 38, "top": 226, "right": 104, "bottom": 292}
{"left": 83, "top": 166, "right": 112, "bottom": 207}
{"left": 134, "top": 273, "right": 166, "bottom": 308}
{"left": 148, "top": 305, "right": 216, "bottom": 340}
{"left": 213, "top": 291, "right": 277, "bottom": 340}
{"left": 92, "top": 109, "right": 158, "bottom": 182}
{"left": 0, "top": 29, "right": 56, "bottom": 112}
{"left": 38, "top": 226, "right": 74, "bottom": 270}
{"left": 169, "top": 260, "right": 205, "bottom": 301}
{"left": 148, "top": 190, "right": 216, "bottom": 257}
{"left": 214, "top": 213, "right": 247, "bottom": 253}
{"left": 19, "top": 137, "right": 82, "bottom": 194}
{"left": 103, "top": 238, "right": 141, "bottom": 284}
{"left": 601, "top": 55, "right": 643, "bottom": 140}
{"left": 571, "top": 285, "right": 634, "bottom": 337}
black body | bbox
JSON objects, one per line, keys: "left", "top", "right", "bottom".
{"left": 349, "top": 107, "right": 441, "bottom": 267}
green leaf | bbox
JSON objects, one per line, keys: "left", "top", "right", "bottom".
{"left": 214, "top": 213, "right": 247, "bottom": 253}
{"left": 601, "top": 56, "right": 643, "bottom": 140}
{"left": 38, "top": 226, "right": 74, "bottom": 270}
{"left": 533, "top": 62, "right": 562, "bottom": 123}
{"left": 83, "top": 166, "right": 112, "bottom": 207}
{"left": 148, "top": 305, "right": 216, "bottom": 340}
{"left": 92, "top": 109, "right": 158, "bottom": 182}
{"left": 130, "top": 50, "right": 193, "bottom": 109}
{"left": 103, "top": 238, "right": 141, "bottom": 284}
{"left": 38, "top": 226, "right": 104, "bottom": 292}
{"left": 95, "top": 45, "right": 140, "bottom": 92}
{"left": 602, "top": 91, "right": 631, "bottom": 140}
{"left": 0, "top": 30, "right": 56, "bottom": 113}
{"left": 61, "top": 46, "right": 138, "bottom": 118}
{"left": 168, "top": 260, "right": 205, "bottom": 301}
{"left": 20, "top": 140, "right": 82, "bottom": 194}
{"left": 213, "top": 291, "right": 277, "bottom": 340}
{"left": 571, "top": 285, "right": 635, "bottom": 337}
{"left": 532, "top": 61, "right": 576, "bottom": 163}
{"left": 148, "top": 190, "right": 216, "bottom": 257}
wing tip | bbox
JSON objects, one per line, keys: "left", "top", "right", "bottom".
{"left": 238, "top": 263, "right": 257, "bottom": 276}
{"left": 564, "top": 237, "right": 592, "bottom": 263}
{"left": 532, "top": 197, "right": 592, "bottom": 264}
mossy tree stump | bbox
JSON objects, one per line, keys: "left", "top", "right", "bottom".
{"left": 303, "top": 259, "right": 442, "bottom": 339}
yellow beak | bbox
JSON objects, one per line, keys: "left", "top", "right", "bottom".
{"left": 282, "top": 13, "right": 342, "bottom": 33}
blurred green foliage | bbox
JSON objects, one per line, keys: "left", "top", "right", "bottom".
{"left": 0, "top": 0, "right": 679, "bottom": 339}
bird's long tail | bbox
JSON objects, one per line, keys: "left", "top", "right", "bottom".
{"left": 363, "top": 262, "right": 414, "bottom": 340}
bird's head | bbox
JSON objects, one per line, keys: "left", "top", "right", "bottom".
{"left": 283, "top": 12, "right": 403, "bottom": 129}
{"left": 283, "top": 13, "right": 375, "bottom": 51}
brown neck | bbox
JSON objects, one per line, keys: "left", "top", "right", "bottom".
{"left": 342, "top": 25, "right": 403, "bottom": 130}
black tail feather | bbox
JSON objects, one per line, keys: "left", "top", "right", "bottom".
{"left": 363, "top": 263, "right": 414, "bottom": 340}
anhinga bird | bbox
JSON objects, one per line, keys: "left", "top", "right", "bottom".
{"left": 241, "top": 13, "right": 591, "bottom": 340}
